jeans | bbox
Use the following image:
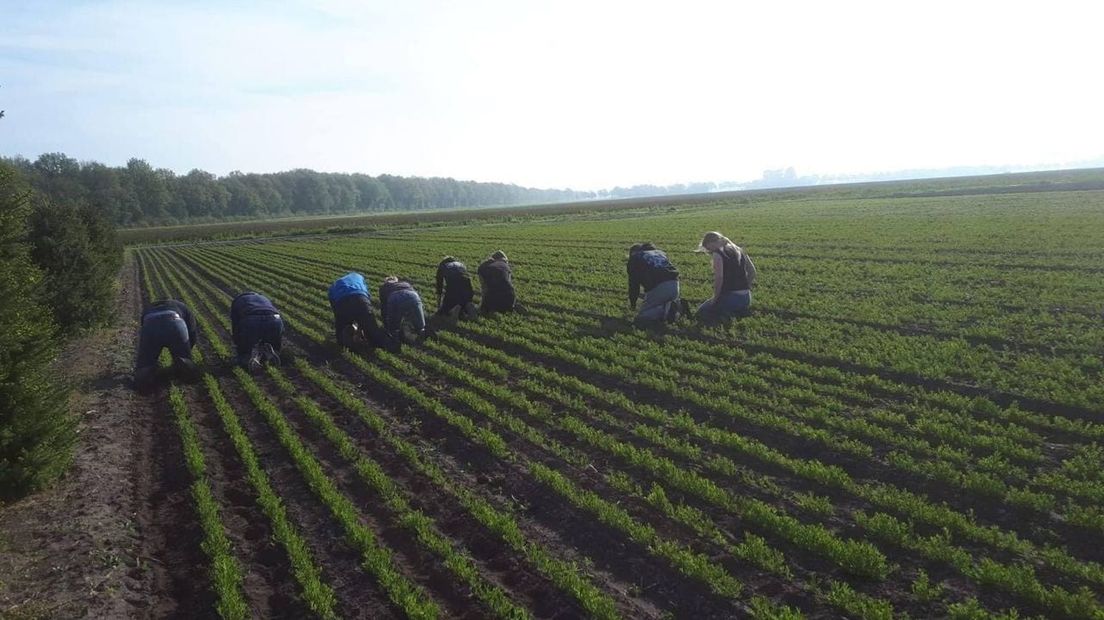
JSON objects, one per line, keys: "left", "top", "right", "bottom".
{"left": 135, "top": 313, "right": 191, "bottom": 371}
{"left": 384, "top": 290, "right": 426, "bottom": 336}
{"left": 234, "top": 314, "right": 284, "bottom": 363}
{"left": 697, "top": 290, "right": 752, "bottom": 321}
{"left": 636, "top": 280, "right": 680, "bottom": 323}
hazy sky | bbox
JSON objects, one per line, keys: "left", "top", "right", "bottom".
{"left": 2, "top": 0, "right": 1102, "bottom": 190}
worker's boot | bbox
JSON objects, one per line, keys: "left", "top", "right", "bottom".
{"left": 665, "top": 301, "right": 679, "bottom": 323}
{"left": 259, "top": 342, "right": 280, "bottom": 367}
{"left": 247, "top": 345, "right": 263, "bottom": 372}
{"left": 173, "top": 357, "right": 201, "bottom": 383}
{"left": 134, "top": 366, "right": 157, "bottom": 393}
{"left": 680, "top": 298, "right": 693, "bottom": 320}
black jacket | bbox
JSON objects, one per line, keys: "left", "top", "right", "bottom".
{"left": 230, "top": 292, "right": 279, "bottom": 335}
{"left": 477, "top": 259, "right": 514, "bottom": 295}
{"left": 627, "top": 249, "right": 679, "bottom": 305}
{"left": 143, "top": 299, "right": 198, "bottom": 348}
{"left": 435, "top": 258, "right": 470, "bottom": 298}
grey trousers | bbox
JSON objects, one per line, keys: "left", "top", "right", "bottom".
{"left": 636, "top": 279, "right": 680, "bottom": 322}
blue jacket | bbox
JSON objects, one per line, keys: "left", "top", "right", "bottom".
{"left": 329, "top": 272, "right": 371, "bottom": 306}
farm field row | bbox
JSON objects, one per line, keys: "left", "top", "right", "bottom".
{"left": 134, "top": 193, "right": 1104, "bottom": 618}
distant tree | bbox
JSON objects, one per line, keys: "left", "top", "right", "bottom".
{"left": 11, "top": 151, "right": 599, "bottom": 225}
{"left": 125, "top": 158, "right": 172, "bottom": 221}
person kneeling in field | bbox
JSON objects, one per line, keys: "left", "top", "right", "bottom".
{"left": 435, "top": 256, "right": 478, "bottom": 321}
{"left": 694, "top": 231, "right": 756, "bottom": 321}
{"left": 379, "top": 276, "right": 429, "bottom": 347}
{"left": 328, "top": 272, "right": 400, "bottom": 353}
{"left": 477, "top": 250, "right": 518, "bottom": 315}
{"left": 628, "top": 242, "right": 689, "bottom": 327}
{"left": 133, "top": 299, "right": 201, "bottom": 391}
{"left": 230, "top": 291, "right": 283, "bottom": 371}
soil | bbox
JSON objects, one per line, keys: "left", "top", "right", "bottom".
{"left": 0, "top": 257, "right": 204, "bottom": 619}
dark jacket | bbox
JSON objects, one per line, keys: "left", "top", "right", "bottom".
{"left": 477, "top": 259, "right": 514, "bottom": 295}
{"left": 435, "top": 258, "right": 470, "bottom": 298}
{"left": 627, "top": 249, "right": 679, "bottom": 306}
{"left": 716, "top": 248, "right": 756, "bottom": 292}
{"left": 143, "top": 299, "right": 198, "bottom": 348}
{"left": 230, "top": 292, "right": 279, "bottom": 335}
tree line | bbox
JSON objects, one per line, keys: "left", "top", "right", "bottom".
{"left": 1, "top": 153, "right": 604, "bottom": 227}
{"left": 0, "top": 161, "right": 122, "bottom": 500}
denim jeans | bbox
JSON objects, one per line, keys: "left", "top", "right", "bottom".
{"left": 135, "top": 312, "right": 191, "bottom": 371}
{"left": 385, "top": 290, "right": 426, "bottom": 336}
{"left": 697, "top": 290, "right": 752, "bottom": 321}
{"left": 636, "top": 279, "right": 680, "bottom": 323}
{"left": 234, "top": 314, "right": 284, "bottom": 363}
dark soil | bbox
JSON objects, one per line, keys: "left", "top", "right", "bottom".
{"left": 0, "top": 257, "right": 208, "bottom": 618}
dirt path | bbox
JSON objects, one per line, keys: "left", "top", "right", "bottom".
{"left": 0, "top": 256, "right": 195, "bottom": 619}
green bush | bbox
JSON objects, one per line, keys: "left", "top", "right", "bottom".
{"left": 0, "top": 164, "right": 75, "bottom": 500}
{"left": 28, "top": 197, "right": 123, "bottom": 333}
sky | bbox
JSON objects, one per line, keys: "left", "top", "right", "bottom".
{"left": 2, "top": 0, "right": 1103, "bottom": 190}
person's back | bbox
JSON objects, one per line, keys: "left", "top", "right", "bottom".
{"left": 718, "top": 250, "right": 751, "bottom": 293}
{"left": 135, "top": 299, "right": 199, "bottom": 390}
{"left": 379, "top": 278, "right": 415, "bottom": 307}
{"left": 231, "top": 292, "right": 278, "bottom": 324}
{"left": 478, "top": 258, "right": 513, "bottom": 290}
{"left": 478, "top": 251, "right": 516, "bottom": 314}
{"left": 379, "top": 276, "right": 427, "bottom": 344}
{"left": 436, "top": 258, "right": 469, "bottom": 292}
{"left": 695, "top": 231, "right": 755, "bottom": 321}
{"left": 230, "top": 292, "right": 283, "bottom": 370}
{"left": 143, "top": 299, "right": 197, "bottom": 346}
{"left": 329, "top": 272, "right": 370, "bottom": 307}
{"left": 627, "top": 243, "right": 683, "bottom": 325}
{"left": 627, "top": 247, "right": 678, "bottom": 294}
{"left": 435, "top": 257, "right": 476, "bottom": 318}
{"left": 328, "top": 272, "right": 397, "bottom": 353}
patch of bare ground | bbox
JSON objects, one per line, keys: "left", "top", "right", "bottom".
{"left": 0, "top": 257, "right": 207, "bottom": 618}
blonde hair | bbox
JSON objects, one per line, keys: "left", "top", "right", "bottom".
{"left": 700, "top": 231, "right": 741, "bottom": 258}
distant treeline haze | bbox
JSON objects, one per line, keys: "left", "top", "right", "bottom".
{"left": 1, "top": 153, "right": 606, "bottom": 227}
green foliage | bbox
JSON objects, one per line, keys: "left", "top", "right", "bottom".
{"left": 167, "top": 386, "right": 248, "bottom": 620}
{"left": 133, "top": 186, "right": 1104, "bottom": 618}
{"left": 4, "top": 152, "right": 597, "bottom": 227}
{"left": 910, "top": 569, "right": 945, "bottom": 603}
{"left": 27, "top": 197, "right": 123, "bottom": 333}
{"left": 0, "top": 164, "right": 74, "bottom": 500}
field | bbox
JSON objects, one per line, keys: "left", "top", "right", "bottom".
{"left": 131, "top": 187, "right": 1104, "bottom": 619}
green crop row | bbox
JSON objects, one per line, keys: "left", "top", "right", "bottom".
{"left": 141, "top": 251, "right": 340, "bottom": 619}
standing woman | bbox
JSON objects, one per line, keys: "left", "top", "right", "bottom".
{"left": 694, "top": 231, "right": 757, "bottom": 321}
